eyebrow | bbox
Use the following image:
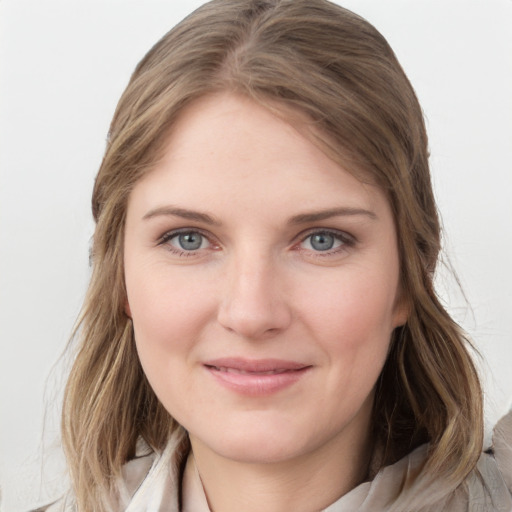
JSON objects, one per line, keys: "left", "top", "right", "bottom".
{"left": 142, "top": 206, "right": 221, "bottom": 225}
{"left": 142, "top": 205, "right": 377, "bottom": 225}
{"left": 288, "top": 207, "right": 377, "bottom": 224}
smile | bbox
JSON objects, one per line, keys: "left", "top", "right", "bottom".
{"left": 209, "top": 366, "right": 298, "bottom": 375}
{"left": 204, "top": 358, "right": 311, "bottom": 396}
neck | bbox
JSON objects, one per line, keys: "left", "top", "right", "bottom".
{"left": 189, "top": 412, "right": 372, "bottom": 512}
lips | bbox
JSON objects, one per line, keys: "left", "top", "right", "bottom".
{"left": 210, "top": 367, "right": 297, "bottom": 375}
{"left": 203, "top": 358, "right": 311, "bottom": 395}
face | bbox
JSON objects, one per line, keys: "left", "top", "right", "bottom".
{"left": 124, "top": 93, "right": 407, "bottom": 465}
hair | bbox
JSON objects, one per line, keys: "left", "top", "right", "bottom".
{"left": 61, "top": 0, "right": 483, "bottom": 509}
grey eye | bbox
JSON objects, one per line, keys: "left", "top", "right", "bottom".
{"left": 175, "top": 232, "right": 205, "bottom": 251}
{"left": 309, "top": 233, "right": 336, "bottom": 251}
{"left": 300, "top": 232, "right": 345, "bottom": 252}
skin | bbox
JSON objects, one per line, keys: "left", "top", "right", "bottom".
{"left": 124, "top": 93, "right": 408, "bottom": 512}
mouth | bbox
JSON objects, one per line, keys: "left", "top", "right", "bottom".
{"left": 203, "top": 358, "right": 311, "bottom": 395}
{"left": 207, "top": 366, "right": 300, "bottom": 375}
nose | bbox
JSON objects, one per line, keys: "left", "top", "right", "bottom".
{"left": 217, "top": 254, "right": 293, "bottom": 340}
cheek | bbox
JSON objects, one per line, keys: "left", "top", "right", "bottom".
{"left": 127, "top": 278, "right": 203, "bottom": 421}
{"left": 297, "top": 265, "right": 399, "bottom": 402}
{"left": 125, "top": 269, "right": 214, "bottom": 394}
{"left": 301, "top": 266, "right": 399, "bottom": 348}
{"left": 127, "top": 267, "right": 213, "bottom": 342}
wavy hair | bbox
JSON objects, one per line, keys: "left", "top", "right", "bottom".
{"left": 62, "top": 0, "right": 483, "bottom": 509}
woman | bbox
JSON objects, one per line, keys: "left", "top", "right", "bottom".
{"left": 42, "top": 0, "right": 511, "bottom": 510}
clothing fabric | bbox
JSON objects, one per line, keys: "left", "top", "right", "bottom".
{"left": 40, "top": 410, "right": 512, "bottom": 512}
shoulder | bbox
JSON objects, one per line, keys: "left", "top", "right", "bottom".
{"left": 28, "top": 495, "right": 75, "bottom": 512}
{"left": 360, "top": 410, "right": 512, "bottom": 512}
{"left": 491, "top": 408, "right": 512, "bottom": 493}
{"left": 28, "top": 439, "right": 162, "bottom": 512}
{"left": 34, "top": 430, "right": 187, "bottom": 512}
{"left": 470, "top": 409, "right": 512, "bottom": 510}
{"left": 439, "top": 409, "right": 512, "bottom": 512}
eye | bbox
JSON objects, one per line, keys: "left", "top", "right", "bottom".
{"left": 306, "top": 233, "right": 339, "bottom": 251}
{"left": 298, "top": 230, "right": 353, "bottom": 253}
{"left": 160, "top": 230, "right": 211, "bottom": 253}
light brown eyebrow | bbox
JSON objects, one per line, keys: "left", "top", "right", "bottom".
{"left": 142, "top": 206, "right": 221, "bottom": 226}
{"left": 142, "top": 206, "right": 376, "bottom": 225}
{"left": 288, "top": 207, "right": 377, "bottom": 225}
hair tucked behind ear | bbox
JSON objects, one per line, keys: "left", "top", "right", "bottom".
{"left": 62, "top": 0, "right": 482, "bottom": 509}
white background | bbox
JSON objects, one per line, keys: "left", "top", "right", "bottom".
{"left": 1, "top": 1, "right": 511, "bottom": 510}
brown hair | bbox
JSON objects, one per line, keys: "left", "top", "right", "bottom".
{"left": 62, "top": 0, "right": 483, "bottom": 509}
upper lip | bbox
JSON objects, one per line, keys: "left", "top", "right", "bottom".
{"left": 204, "top": 357, "right": 310, "bottom": 373}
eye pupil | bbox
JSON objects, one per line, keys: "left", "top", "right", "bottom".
{"left": 179, "top": 232, "right": 202, "bottom": 250}
{"left": 310, "top": 233, "right": 335, "bottom": 251}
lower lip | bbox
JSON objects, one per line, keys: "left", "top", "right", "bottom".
{"left": 205, "top": 366, "right": 311, "bottom": 396}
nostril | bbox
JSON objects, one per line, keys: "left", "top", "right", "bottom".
{"left": 217, "top": 300, "right": 292, "bottom": 340}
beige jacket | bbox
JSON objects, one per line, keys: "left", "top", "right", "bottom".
{"left": 40, "top": 411, "right": 512, "bottom": 511}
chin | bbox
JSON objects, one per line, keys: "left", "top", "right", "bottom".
{"left": 190, "top": 415, "right": 331, "bottom": 465}
{"left": 212, "top": 438, "right": 303, "bottom": 465}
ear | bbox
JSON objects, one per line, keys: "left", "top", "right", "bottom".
{"left": 124, "top": 299, "right": 132, "bottom": 318}
{"left": 392, "top": 291, "right": 410, "bottom": 328}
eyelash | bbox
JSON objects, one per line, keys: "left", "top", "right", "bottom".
{"left": 157, "top": 228, "right": 356, "bottom": 258}
{"left": 158, "top": 228, "right": 215, "bottom": 257}
{"left": 295, "top": 229, "right": 356, "bottom": 257}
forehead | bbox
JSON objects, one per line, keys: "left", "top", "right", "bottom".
{"left": 128, "top": 93, "right": 390, "bottom": 222}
